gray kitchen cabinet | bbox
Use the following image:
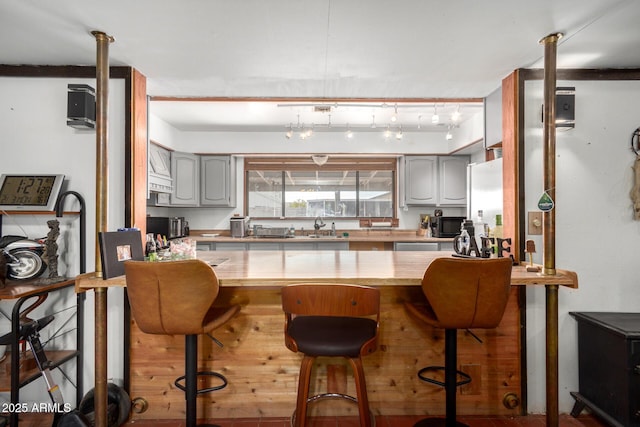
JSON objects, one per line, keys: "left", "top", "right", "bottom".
{"left": 317, "top": 241, "right": 349, "bottom": 250}
{"left": 215, "top": 242, "right": 248, "bottom": 251}
{"left": 438, "top": 156, "right": 469, "bottom": 206}
{"left": 247, "top": 242, "right": 282, "bottom": 250}
{"left": 404, "top": 156, "right": 438, "bottom": 205}
{"left": 171, "top": 152, "right": 199, "bottom": 206}
{"left": 200, "top": 155, "right": 236, "bottom": 207}
{"left": 196, "top": 242, "right": 215, "bottom": 251}
{"left": 394, "top": 242, "right": 439, "bottom": 251}
{"left": 282, "top": 242, "right": 316, "bottom": 251}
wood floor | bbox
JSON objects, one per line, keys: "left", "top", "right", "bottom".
{"left": 8, "top": 413, "right": 610, "bottom": 427}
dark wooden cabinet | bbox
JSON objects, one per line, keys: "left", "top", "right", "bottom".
{"left": 570, "top": 312, "right": 640, "bottom": 427}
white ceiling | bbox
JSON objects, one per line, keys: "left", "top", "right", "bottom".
{"left": 2, "top": 0, "right": 640, "bottom": 133}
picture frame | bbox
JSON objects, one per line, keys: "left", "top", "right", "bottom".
{"left": 98, "top": 230, "right": 144, "bottom": 279}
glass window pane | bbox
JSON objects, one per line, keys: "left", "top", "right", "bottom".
{"left": 358, "top": 170, "right": 393, "bottom": 218}
{"left": 285, "top": 170, "right": 356, "bottom": 218}
{"left": 247, "top": 171, "right": 282, "bottom": 217}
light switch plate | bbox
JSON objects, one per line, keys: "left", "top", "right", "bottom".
{"left": 528, "top": 211, "right": 542, "bottom": 235}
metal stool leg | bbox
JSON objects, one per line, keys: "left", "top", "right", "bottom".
{"left": 184, "top": 334, "right": 222, "bottom": 427}
{"left": 415, "top": 329, "right": 468, "bottom": 427}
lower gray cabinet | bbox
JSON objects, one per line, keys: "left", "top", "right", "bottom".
{"left": 394, "top": 242, "right": 439, "bottom": 251}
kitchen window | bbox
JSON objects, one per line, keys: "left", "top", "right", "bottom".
{"left": 245, "top": 157, "right": 396, "bottom": 219}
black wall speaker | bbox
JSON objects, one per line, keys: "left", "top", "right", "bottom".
{"left": 541, "top": 86, "right": 575, "bottom": 130}
{"left": 67, "top": 84, "right": 96, "bottom": 129}
{"left": 555, "top": 87, "right": 575, "bottom": 129}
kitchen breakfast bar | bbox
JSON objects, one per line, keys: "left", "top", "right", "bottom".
{"left": 76, "top": 250, "right": 577, "bottom": 423}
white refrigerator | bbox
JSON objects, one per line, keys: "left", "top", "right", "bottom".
{"left": 467, "top": 158, "right": 503, "bottom": 227}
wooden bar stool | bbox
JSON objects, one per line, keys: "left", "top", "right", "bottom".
{"left": 405, "top": 257, "right": 512, "bottom": 427}
{"left": 124, "top": 259, "right": 240, "bottom": 427}
{"left": 281, "top": 283, "right": 380, "bottom": 427}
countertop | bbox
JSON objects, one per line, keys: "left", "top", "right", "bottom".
{"left": 189, "top": 229, "right": 452, "bottom": 243}
{"left": 76, "top": 250, "right": 578, "bottom": 289}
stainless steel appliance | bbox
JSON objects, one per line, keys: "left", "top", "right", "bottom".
{"left": 230, "top": 217, "right": 250, "bottom": 238}
{"left": 431, "top": 216, "right": 466, "bottom": 238}
{"left": 146, "top": 216, "right": 187, "bottom": 239}
{"left": 467, "top": 158, "right": 503, "bottom": 229}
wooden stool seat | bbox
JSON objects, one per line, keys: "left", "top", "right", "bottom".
{"left": 125, "top": 259, "right": 240, "bottom": 427}
{"left": 405, "top": 257, "right": 512, "bottom": 427}
{"left": 282, "top": 283, "right": 380, "bottom": 427}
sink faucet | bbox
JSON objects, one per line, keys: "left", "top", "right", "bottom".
{"left": 314, "top": 216, "right": 326, "bottom": 236}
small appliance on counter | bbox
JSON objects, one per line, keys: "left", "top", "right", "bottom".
{"left": 146, "top": 216, "right": 188, "bottom": 240}
{"left": 230, "top": 216, "right": 250, "bottom": 238}
{"left": 431, "top": 216, "right": 466, "bottom": 238}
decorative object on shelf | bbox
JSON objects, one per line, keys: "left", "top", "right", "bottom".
{"left": 525, "top": 240, "right": 540, "bottom": 272}
{"left": 43, "top": 219, "right": 61, "bottom": 279}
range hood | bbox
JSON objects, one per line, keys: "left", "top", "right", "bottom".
{"left": 148, "top": 143, "right": 173, "bottom": 194}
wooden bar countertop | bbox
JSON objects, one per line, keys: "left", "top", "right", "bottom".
{"left": 76, "top": 250, "right": 578, "bottom": 290}
{"left": 77, "top": 250, "right": 577, "bottom": 420}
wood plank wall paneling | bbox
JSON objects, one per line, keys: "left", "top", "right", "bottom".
{"left": 128, "top": 286, "right": 522, "bottom": 420}
{"left": 129, "top": 68, "right": 147, "bottom": 235}
{"left": 501, "top": 71, "right": 522, "bottom": 263}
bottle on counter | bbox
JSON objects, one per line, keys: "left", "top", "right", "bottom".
{"left": 488, "top": 215, "right": 503, "bottom": 258}
{"left": 493, "top": 215, "right": 503, "bottom": 240}
{"left": 331, "top": 222, "right": 336, "bottom": 236}
{"left": 474, "top": 210, "right": 487, "bottom": 240}
{"left": 457, "top": 221, "right": 470, "bottom": 255}
{"left": 146, "top": 233, "right": 158, "bottom": 261}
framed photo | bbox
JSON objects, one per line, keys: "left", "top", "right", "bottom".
{"left": 98, "top": 230, "right": 144, "bottom": 279}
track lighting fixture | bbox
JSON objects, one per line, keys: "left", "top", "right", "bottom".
{"left": 278, "top": 101, "right": 480, "bottom": 139}
{"left": 445, "top": 125, "right": 453, "bottom": 141}
{"left": 451, "top": 105, "right": 461, "bottom": 122}
{"left": 346, "top": 125, "right": 354, "bottom": 139}
{"left": 432, "top": 105, "right": 439, "bottom": 124}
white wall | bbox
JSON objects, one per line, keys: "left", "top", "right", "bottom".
{"left": 523, "top": 79, "right": 640, "bottom": 412}
{"left": 0, "top": 77, "right": 127, "bottom": 403}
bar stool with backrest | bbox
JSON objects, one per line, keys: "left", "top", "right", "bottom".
{"left": 281, "top": 283, "right": 380, "bottom": 427}
{"left": 405, "top": 256, "right": 513, "bottom": 427}
{"left": 124, "top": 259, "right": 240, "bottom": 427}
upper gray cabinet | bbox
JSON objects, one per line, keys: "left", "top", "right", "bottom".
{"left": 404, "top": 156, "right": 438, "bottom": 205}
{"left": 438, "top": 156, "right": 468, "bottom": 206}
{"left": 171, "top": 152, "right": 199, "bottom": 206}
{"left": 403, "top": 155, "right": 468, "bottom": 206}
{"left": 200, "top": 155, "right": 236, "bottom": 207}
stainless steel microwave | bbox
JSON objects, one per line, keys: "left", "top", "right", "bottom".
{"left": 431, "top": 216, "right": 465, "bottom": 238}
{"left": 146, "top": 216, "right": 187, "bottom": 240}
